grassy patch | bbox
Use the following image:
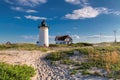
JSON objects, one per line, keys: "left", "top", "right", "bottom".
{"left": 45, "top": 50, "right": 74, "bottom": 61}
{"left": 45, "top": 52, "right": 63, "bottom": 61}
{"left": 81, "top": 69, "right": 90, "bottom": 75}
{"left": 71, "top": 42, "right": 93, "bottom": 47}
{"left": 70, "top": 69, "right": 78, "bottom": 75}
{"left": 60, "top": 58, "right": 74, "bottom": 65}
{"left": 0, "top": 62, "right": 36, "bottom": 80}
{"left": 0, "top": 43, "right": 50, "bottom": 52}
{"left": 46, "top": 43, "right": 120, "bottom": 79}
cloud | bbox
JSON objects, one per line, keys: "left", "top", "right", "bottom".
{"left": 65, "top": 6, "right": 120, "bottom": 20}
{"left": 65, "top": 0, "right": 80, "bottom": 5}
{"left": 24, "top": 15, "right": 47, "bottom": 21}
{"left": 11, "top": 6, "right": 37, "bottom": 13}
{"left": 85, "top": 35, "right": 115, "bottom": 39}
{"left": 65, "top": 6, "right": 99, "bottom": 19}
{"left": 14, "top": 16, "right": 21, "bottom": 19}
{"left": 21, "top": 35, "right": 38, "bottom": 40}
{"left": 11, "top": 6, "right": 24, "bottom": 12}
{"left": 65, "top": 0, "right": 89, "bottom": 6}
{"left": 26, "top": 9, "right": 38, "bottom": 13}
{"left": 71, "top": 34, "right": 80, "bottom": 39}
{"left": 5, "top": 0, "right": 47, "bottom": 7}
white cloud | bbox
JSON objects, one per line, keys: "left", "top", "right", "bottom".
{"left": 21, "top": 35, "right": 38, "bottom": 40}
{"left": 84, "top": 35, "right": 116, "bottom": 39}
{"left": 24, "top": 15, "right": 47, "bottom": 21}
{"left": 65, "top": 0, "right": 89, "bottom": 6}
{"left": 71, "top": 34, "right": 80, "bottom": 39}
{"left": 11, "top": 6, "right": 37, "bottom": 13}
{"left": 14, "top": 16, "right": 21, "bottom": 19}
{"left": 65, "top": 6, "right": 99, "bottom": 19}
{"left": 26, "top": 9, "right": 38, "bottom": 13}
{"left": 11, "top": 6, "right": 24, "bottom": 12}
{"left": 65, "top": 6, "right": 120, "bottom": 20}
{"left": 5, "top": 0, "right": 47, "bottom": 7}
{"left": 65, "top": 0, "right": 80, "bottom": 5}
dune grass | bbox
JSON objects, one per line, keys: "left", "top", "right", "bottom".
{"left": 46, "top": 43, "right": 120, "bottom": 79}
{"left": 0, "top": 43, "right": 50, "bottom": 52}
{"left": 0, "top": 62, "right": 36, "bottom": 80}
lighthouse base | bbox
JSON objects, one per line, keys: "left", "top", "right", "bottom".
{"left": 36, "top": 41, "right": 49, "bottom": 47}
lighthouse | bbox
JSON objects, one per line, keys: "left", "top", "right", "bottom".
{"left": 37, "top": 20, "right": 49, "bottom": 47}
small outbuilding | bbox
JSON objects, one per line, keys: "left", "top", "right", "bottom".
{"left": 55, "top": 35, "right": 73, "bottom": 45}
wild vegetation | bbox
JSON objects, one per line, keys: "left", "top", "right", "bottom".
{"left": 46, "top": 42, "right": 120, "bottom": 79}
{"left": 0, "top": 43, "right": 49, "bottom": 52}
{"left": 1, "top": 42, "right": 120, "bottom": 79}
{"left": 49, "top": 42, "right": 93, "bottom": 47}
{"left": 0, "top": 62, "right": 36, "bottom": 80}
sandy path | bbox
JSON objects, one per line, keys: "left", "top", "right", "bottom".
{"left": 36, "top": 54, "right": 71, "bottom": 80}
{"left": 0, "top": 50, "right": 71, "bottom": 80}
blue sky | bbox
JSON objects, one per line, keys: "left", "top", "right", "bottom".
{"left": 0, "top": 0, "right": 120, "bottom": 44}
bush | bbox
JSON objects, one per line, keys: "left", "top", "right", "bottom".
{"left": 45, "top": 50, "right": 74, "bottom": 61}
{"left": 77, "top": 47, "right": 94, "bottom": 55}
{"left": 70, "top": 69, "right": 78, "bottom": 75}
{"left": 79, "top": 62, "right": 92, "bottom": 69}
{"left": 81, "top": 70, "right": 90, "bottom": 75}
{"left": 49, "top": 44, "right": 68, "bottom": 47}
{"left": 0, "top": 62, "right": 36, "bottom": 80}
{"left": 71, "top": 42, "right": 93, "bottom": 47}
{"left": 62, "top": 50, "right": 74, "bottom": 56}
{"left": 60, "top": 58, "right": 74, "bottom": 65}
{"left": 92, "top": 72, "right": 102, "bottom": 76}
{"left": 45, "top": 52, "right": 62, "bottom": 61}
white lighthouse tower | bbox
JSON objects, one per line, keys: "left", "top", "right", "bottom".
{"left": 37, "top": 20, "right": 49, "bottom": 47}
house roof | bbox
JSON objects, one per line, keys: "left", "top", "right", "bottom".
{"left": 55, "top": 35, "right": 72, "bottom": 41}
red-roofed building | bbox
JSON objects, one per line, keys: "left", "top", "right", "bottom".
{"left": 55, "top": 35, "right": 73, "bottom": 44}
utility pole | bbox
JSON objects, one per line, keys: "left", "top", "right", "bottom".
{"left": 113, "top": 30, "right": 117, "bottom": 43}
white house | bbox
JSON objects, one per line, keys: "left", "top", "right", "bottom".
{"left": 55, "top": 35, "right": 72, "bottom": 45}
{"left": 37, "top": 20, "right": 49, "bottom": 47}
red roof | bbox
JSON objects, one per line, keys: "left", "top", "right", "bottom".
{"left": 55, "top": 35, "right": 72, "bottom": 41}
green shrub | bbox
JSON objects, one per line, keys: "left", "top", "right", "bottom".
{"left": 45, "top": 50, "right": 74, "bottom": 61}
{"left": 70, "top": 69, "right": 78, "bottom": 75}
{"left": 78, "top": 47, "right": 95, "bottom": 55}
{"left": 74, "top": 62, "right": 81, "bottom": 66}
{"left": 62, "top": 50, "right": 74, "bottom": 56}
{"left": 81, "top": 70, "right": 90, "bottom": 75}
{"left": 71, "top": 42, "right": 93, "bottom": 47}
{"left": 0, "top": 62, "right": 36, "bottom": 80}
{"left": 60, "top": 58, "right": 74, "bottom": 65}
{"left": 51, "top": 61, "right": 57, "bottom": 66}
{"left": 49, "top": 44, "right": 68, "bottom": 47}
{"left": 92, "top": 72, "right": 102, "bottom": 76}
{"left": 79, "top": 62, "right": 92, "bottom": 69}
{"left": 45, "top": 52, "right": 62, "bottom": 61}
